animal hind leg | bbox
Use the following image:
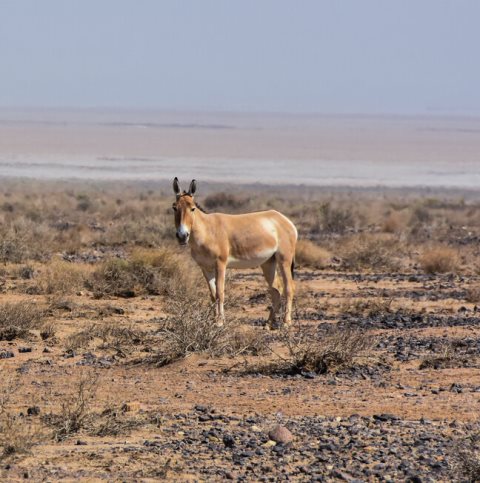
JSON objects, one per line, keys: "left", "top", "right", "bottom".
{"left": 278, "top": 257, "right": 295, "bottom": 327}
{"left": 261, "top": 257, "right": 282, "bottom": 329}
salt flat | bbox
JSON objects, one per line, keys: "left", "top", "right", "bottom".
{"left": 0, "top": 108, "right": 479, "bottom": 187}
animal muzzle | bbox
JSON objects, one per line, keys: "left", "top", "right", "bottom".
{"left": 176, "top": 226, "right": 190, "bottom": 245}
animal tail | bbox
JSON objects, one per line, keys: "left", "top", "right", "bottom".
{"left": 291, "top": 259, "right": 295, "bottom": 280}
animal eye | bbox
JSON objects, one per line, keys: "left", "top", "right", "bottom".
{"left": 191, "top": 207, "right": 196, "bottom": 212}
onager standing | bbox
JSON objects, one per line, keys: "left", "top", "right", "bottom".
{"left": 172, "top": 178, "right": 298, "bottom": 328}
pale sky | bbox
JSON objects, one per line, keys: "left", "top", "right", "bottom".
{"left": 1, "top": 1, "right": 479, "bottom": 114}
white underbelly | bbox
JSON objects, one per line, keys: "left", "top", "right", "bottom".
{"left": 227, "top": 249, "right": 276, "bottom": 269}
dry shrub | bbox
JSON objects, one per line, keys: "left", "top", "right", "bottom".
{"left": 0, "top": 301, "right": 45, "bottom": 341}
{"left": 381, "top": 211, "right": 407, "bottom": 234}
{"left": 465, "top": 286, "right": 480, "bottom": 304}
{"left": 295, "top": 240, "right": 331, "bottom": 269}
{"left": 40, "top": 322, "right": 56, "bottom": 341}
{"left": 318, "top": 202, "right": 354, "bottom": 234}
{"left": 65, "top": 322, "right": 142, "bottom": 354}
{"left": 419, "top": 245, "right": 460, "bottom": 274}
{"left": 34, "top": 259, "right": 88, "bottom": 294}
{"left": 340, "top": 298, "right": 393, "bottom": 318}
{"left": 0, "top": 414, "right": 43, "bottom": 459}
{"left": 88, "top": 246, "right": 198, "bottom": 298}
{"left": 131, "top": 246, "right": 200, "bottom": 295}
{"left": 203, "top": 192, "right": 249, "bottom": 212}
{"left": 89, "top": 405, "right": 145, "bottom": 437}
{"left": 282, "top": 326, "right": 374, "bottom": 374}
{"left": 45, "top": 372, "right": 99, "bottom": 441}
{"left": 340, "top": 234, "right": 402, "bottom": 271}
{"left": 151, "top": 297, "right": 267, "bottom": 366}
{"left": 0, "top": 218, "right": 54, "bottom": 263}
{"left": 450, "top": 432, "right": 480, "bottom": 481}
{"left": 419, "top": 342, "right": 471, "bottom": 370}
{"left": 99, "top": 218, "right": 172, "bottom": 247}
{"left": 88, "top": 258, "right": 159, "bottom": 298}
{"left": 0, "top": 377, "right": 43, "bottom": 458}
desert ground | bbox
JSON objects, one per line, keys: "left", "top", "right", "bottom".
{"left": 0, "top": 179, "right": 480, "bottom": 481}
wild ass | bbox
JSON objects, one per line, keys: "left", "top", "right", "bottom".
{"left": 172, "top": 178, "right": 298, "bottom": 328}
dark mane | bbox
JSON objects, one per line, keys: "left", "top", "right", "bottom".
{"left": 195, "top": 201, "right": 208, "bottom": 214}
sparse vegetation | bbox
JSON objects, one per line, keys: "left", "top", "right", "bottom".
{"left": 151, "top": 297, "right": 267, "bottom": 366}
{"left": 0, "top": 301, "right": 45, "bottom": 341}
{"left": 340, "top": 234, "right": 402, "bottom": 271}
{"left": 450, "top": 432, "right": 480, "bottom": 482}
{"left": 45, "top": 372, "right": 99, "bottom": 441}
{"left": 65, "top": 322, "right": 142, "bottom": 354}
{"left": 0, "top": 181, "right": 479, "bottom": 480}
{"left": 419, "top": 245, "right": 460, "bottom": 274}
{"left": 281, "top": 326, "right": 374, "bottom": 374}
{"left": 295, "top": 239, "right": 331, "bottom": 269}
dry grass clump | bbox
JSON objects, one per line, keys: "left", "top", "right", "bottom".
{"left": 317, "top": 202, "right": 355, "bottom": 234}
{"left": 151, "top": 297, "right": 266, "bottom": 366}
{"left": 0, "top": 377, "right": 43, "bottom": 459}
{"left": 465, "top": 286, "right": 480, "bottom": 304}
{"left": 65, "top": 322, "right": 142, "bottom": 355}
{"left": 203, "top": 192, "right": 249, "bottom": 212}
{"left": 88, "top": 246, "right": 198, "bottom": 298}
{"left": 34, "top": 259, "right": 89, "bottom": 295}
{"left": 131, "top": 246, "right": 200, "bottom": 294}
{"left": 340, "top": 298, "right": 393, "bottom": 317}
{"left": 419, "top": 245, "right": 460, "bottom": 274}
{"left": 0, "top": 413, "right": 43, "bottom": 459}
{"left": 88, "top": 258, "right": 159, "bottom": 298}
{"left": 89, "top": 404, "right": 146, "bottom": 437}
{"left": 44, "top": 372, "right": 99, "bottom": 441}
{"left": 295, "top": 240, "right": 331, "bottom": 269}
{"left": 381, "top": 211, "right": 408, "bottom": 234}
{"left": 0, "top": 301, "right": 45, "bottom": 341}
{"left": 0, "top": 218, "right": 54, "bottom": 263}
{"left": 419, "top": 342, "right": 471, "bottom": 370}
{"left": 282, "top": 326, "right": 374, "bottom": 374}
{"left": 340, "top": 234, "right": 402, "bottom": 271}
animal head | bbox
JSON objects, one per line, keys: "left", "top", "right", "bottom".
{"left": 172, "top": 177, "right": 197, "bottom": 245}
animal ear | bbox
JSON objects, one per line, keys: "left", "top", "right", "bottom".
{"left": 173, "top": 177, "right": 181, "bottom": 195}
{"left": 188, "top": 179, "right": 197, "bottom": 195}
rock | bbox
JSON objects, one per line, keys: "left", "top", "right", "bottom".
{"left": 27, "top": 406, "right": 40, "bottom": 416}
{"left": 268, "top": 425, "right": 294, "bottom": 444}
{"left": 263, "top": 440, "right": 276, "bottom": 448}
{"left": 373, "top": 414, "right": 398, "bottom": 422}
{"left": 223, "top": 434, "right": 235, "bottom": 448}
{"left": 121, "top": 401, "right": 141, "bottom": 413}
{"left": 194, "top": 404, "right": 208, "bottom": 413}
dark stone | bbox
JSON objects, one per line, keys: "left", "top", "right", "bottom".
{"left": 27, "top": 406, "right": 40, "bottom": 416}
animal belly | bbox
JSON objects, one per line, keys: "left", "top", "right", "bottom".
{"left": 227, "top": 250, "right": 275, "bottom": 269}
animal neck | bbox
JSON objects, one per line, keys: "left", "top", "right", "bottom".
{"left": 190, "top": 208, "right": 209, "bottom": 245}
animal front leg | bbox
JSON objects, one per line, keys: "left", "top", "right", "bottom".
{"left": 202, "top": 269, "right": 216, "bottom": 303}
{"left": 215, "top": 261, "right": 227, "bottom": 326}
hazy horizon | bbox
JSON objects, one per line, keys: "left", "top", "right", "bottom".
{"left": 2, "top": 1, "right": 480, "bottom": 115}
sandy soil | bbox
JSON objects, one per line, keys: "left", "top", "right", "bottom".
{"left": 1, "top": 265, "right": 480, "bottom": 481}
